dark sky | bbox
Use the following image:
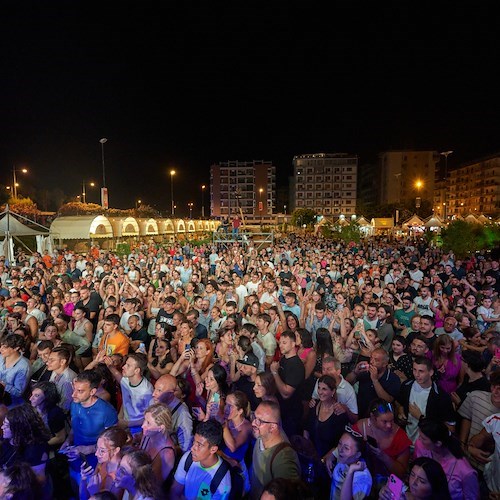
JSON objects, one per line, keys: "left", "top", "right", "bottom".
{"left": 1, "top": 6, "right": 498, "bottom": 215}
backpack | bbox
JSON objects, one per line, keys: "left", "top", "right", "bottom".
{"left": 183, "top": 451, "right": 245, "bottom": 500}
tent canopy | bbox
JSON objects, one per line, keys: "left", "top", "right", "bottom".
{"left": 0, "top": 212, "right": 49, "bottom": 236}
{"left": 50, "top": 216, "right": 114, "bottom": 239}
{"left": 401, "top": 214, "right": 425, "bottom": 227}
{"left": 371, "top": 218, "right": 394, "bottom": 228}
{"left": 424, "top": 216, "right": 444, "bottom": 228}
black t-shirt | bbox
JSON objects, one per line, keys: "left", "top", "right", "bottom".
{"left": 156, "top": 309, "right": 175, "bottom": 328}
{"left": 130, "top": 327, "right": 151, "bottom": 350}
{"left": 277, "top": 355, "right": 305, "bottom": 414}
{"left": 233, "top": 375, "right": 260, "bottom": 411}
{"left": 357, "top": 369, "right": 401, "bottom": 418}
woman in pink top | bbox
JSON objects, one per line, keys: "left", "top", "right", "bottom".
{"left": 431, "top": 333, "right": 464, "bottom": 393}
{"left": 414, "top": 418, "right": 479, "bottom": 500}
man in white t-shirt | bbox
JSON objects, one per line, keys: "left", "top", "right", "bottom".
{"left": 256, "top": 313, "right": 277, "bottom": 367}
{"left": 413, "top": 286, "right": 437, "bottom": 317}
{"left": 171, "top": 420, "right": 232, "bottom": 500}
{"left": 105, "top": 352, "right": 153, "bottom": 435}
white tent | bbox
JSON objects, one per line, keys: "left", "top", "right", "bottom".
{"left": 50, "top": 215, "right": 114, "bottom": 240}
{"left": 0, "top": 205, "right": 50, "bottom": 265}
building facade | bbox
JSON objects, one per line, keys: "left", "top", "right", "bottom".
{"left": 446, "top": 154, "right": 500, "bottom": 218}
{"left": 379, "top": 150, "right": 440, "bottom": 207}
{"left": 292, "top": 153, "right": 358, "bottom": 216}
{"left": 210, "top": 160, "right": 276, "bottom": 218}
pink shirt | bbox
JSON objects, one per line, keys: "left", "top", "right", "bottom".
{"left": 414, "top": 439, "right": 479, "bottom": 500}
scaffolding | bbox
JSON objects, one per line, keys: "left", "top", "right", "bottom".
{"left": 212, "top": 229, "right": 273, "bottom": 251}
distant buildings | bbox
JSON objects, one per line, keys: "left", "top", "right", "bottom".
{"left": 292, "top": 153, "right": 358, "bottom": 216}
{"left": 210, "top": 160, "right": 276, "bottom": 218}
{"left": 445, "top": 153, "right": 500, "bottom": 218}
{"left": 379, "top": 150, "right": 440, "bottom": 206}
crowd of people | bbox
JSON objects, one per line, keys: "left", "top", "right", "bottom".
{"left": 0, "top": 233, "right": 499, "bottom": 499}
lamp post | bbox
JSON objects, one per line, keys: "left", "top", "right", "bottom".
{"left": 259, "top": 188, "right": 264, "bottom": 226}
{"left": 415, "top": 179, "right": 423, "bottom": 215}
{"left": 188, "top": 202, "right": 193, "bottom": 219}
{"left": 201, "top": 185, "right": 206, "bottom": 218}
{"left": 82, "top": 181, "right": 95, "bottom": 204}
{"left": 440, "top": 150, "right": 453, "bottom": 221}
{"left": 99, "top": 138, "right": 108, "bottom": 209}
{"left": 136, "top": 199, "right": 142, "bottom": 210}
{"left": 170, "top": 170, "right": 176, "bottom": 216}
{"left": 12, "top": 166, "right": 27, "bottom": 199}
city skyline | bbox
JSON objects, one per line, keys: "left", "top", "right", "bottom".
{"left": 1, "top": 7, "right": 498, "bottom": 214}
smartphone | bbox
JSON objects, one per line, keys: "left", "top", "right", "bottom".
{"left": 212, "top": 392, "right": 221, "bottom": 404}
{"left": 185, "top": 343, "right": 191, "bottom": 351}
{"left": 387, "top": 473, "right": 404, "bottom": 497}
{"left": 366, "top": 435, "right": 378, "bottom": 448}
{"left": 79, "top": 453, "right": 90, "bottom": 469}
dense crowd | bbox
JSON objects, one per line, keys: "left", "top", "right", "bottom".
{"left": 0, "top": 233, "right": 499, "bottom": 500}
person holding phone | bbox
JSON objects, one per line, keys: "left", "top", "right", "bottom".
{"left": 79, "top": 426, "right": 128, "bottom": 499}
{"left": 351, "top": 398, "right": 411, "bottom": 488}
{"left": 379, "top": 457, "right": 451, "bottom": 500}
{"left": 193, "top": 363, "right": 228, "bottom": 423}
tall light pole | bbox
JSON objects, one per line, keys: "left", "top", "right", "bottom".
{"left": 99, "top": 138, "right": 108, "bottom": 208}
{"left": 136, "top": 199, "right": 142, "bottom": 209}
{"left": 188, "top": 202, "right": 193, "bottom": 219}
{"left": 201, "top": 185, "right": 206, "bottom": 218}
{"left": 415, "top": 179, "right": 423, "bottom": 215}
{"left": 82, "top": 181, "right": 95, "bottom": 203}
{"left": 12, "top": 166, "right": 27, "bottom": 199}
{"left": 440, "top": 150, "right": 453, "bottom": 220}
{"left": 259, "top": 188, "right": 264, "bottom": 226}
{"left": 170, "top": 170, "right": 176, "bottom": 216}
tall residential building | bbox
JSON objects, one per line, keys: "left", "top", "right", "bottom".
{"left": 210, "top": 160, "right": 276, "bottom": 218}
{"left": 446, "top": 153, "right": 500, "bottom": 217}
{"left": 379, "top": 150, "right": 440, "bottom": 206}
{"left": 292, "top": 153, "right": 358, "bottom": 216}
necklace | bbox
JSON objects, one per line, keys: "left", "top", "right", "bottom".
{"left": 231, "top": 418, "right": 245, "bottom": 429}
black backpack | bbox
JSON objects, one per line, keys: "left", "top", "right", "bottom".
{"left": 183, "top": 451, "right": 245, "bottom": 500}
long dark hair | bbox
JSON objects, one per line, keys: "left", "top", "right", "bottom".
{"left": 418, "top": 418, "right": 464, "bottom": 458}
{"left": 316, "top": 328, "right": 334, "bottom": 358}
{"left": 7, "top": 404, "right": 51, "bottom": 448}
{"left": 410, "top": 457, "right": 451, "bottom": 499}
{"left": 127, "top": 449, "right": 162, "bottom": 498}
{"left": 210, "top": 363, "right": 229, "bottom": 397}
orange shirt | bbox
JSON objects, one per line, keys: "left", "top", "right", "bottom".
{"left": 99, "top": 331, "right": 130, "bottom": 356}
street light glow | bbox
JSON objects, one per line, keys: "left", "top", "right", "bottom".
{"left": 415, "top": 180, "right": 423, "bottom": 190}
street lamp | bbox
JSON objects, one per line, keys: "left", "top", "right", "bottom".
{"left": 188, "top": 202, "right": 194, "bottom": 219}
{"left": 201, "top": 185, "right": 206, "bottom": 218}
{"left": 82, "top": 181, "right": 95, "bottom": 204}
{"left": 440, "top": 150, "right": 453, "bottom": 220}
{"left": 170, "top": 170, "right": 176, "bottom": 216}
{"left": 259, "top": 188, "right": 264, "bottom": 226}
{"left": 12, "top": 166, "right": 27, "bottom": 199}
{"left": 136, "top": 199, "right": 142, "bottom": 209}
{"left": 415, "top": 179, "right": 423, "bottom": 214}
{"left": 99, "top": 138, "right": 108, "bottom": 208}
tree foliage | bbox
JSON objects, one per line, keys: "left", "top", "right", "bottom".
{"left": 441, "top": 220, "right": 500, "bottom": 259}
{"left": 290, "top": 208, "right": 317, "bottom": 227}
{"left": 2, "top": 196, "right": 42, "bottom": 217}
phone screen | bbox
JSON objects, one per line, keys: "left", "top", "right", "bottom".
{"left": 185, "top": 344, "right": 191, "bottom": 351}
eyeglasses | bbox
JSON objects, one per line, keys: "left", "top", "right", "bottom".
{"left": 250, "top": 413, "right": 278, "bottom": 427}
{"left": 344, "top": 425, "right": 363, "bottom": 438}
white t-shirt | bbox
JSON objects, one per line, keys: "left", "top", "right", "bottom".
{"left": 120, "top": 377, "right": 153, "bottom": 425}
{"left": 413, "top": 296, "right": 436, "bottom": 317}
{"left": 257, "top": 331, "right": 277, "bottom": 358}
{"left": 407, "top": 382, "right": 431, "bottom": 443}
{"left": 312, "top": 376, "right": 358, "bottom": 416}
{"left": 483, "top": 412, "right": 500, "bottom": 493}
{"left": 174, "top": 452, "right": 231, "bottom": 500}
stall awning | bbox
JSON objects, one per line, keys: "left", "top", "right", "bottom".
{"left": 50, "top": 216, "right": 114, "bottom": 239}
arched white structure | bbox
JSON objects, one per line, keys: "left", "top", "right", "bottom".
{"left": 187, "top": 220, "right": 196, "bottom": 232}
{"left": 50, "top": 216, "right": 114, "bottom": 239}
{"left": 157, "top": 219, "right": 175, "bottom": 234}
{"left": 110, "top": 217, "right": 140, "bottom": 237}
{"left": 176, "top": 220, "right": 186, "bottom": 232}
{"left": 138, "top": 218, "right": 159, "bottom": 236}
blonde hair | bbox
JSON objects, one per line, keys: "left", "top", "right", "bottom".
{"left": 144, "top": 402, "right": 173, "bottom": 437}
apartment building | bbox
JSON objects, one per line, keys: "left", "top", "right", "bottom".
{"left": 292, "top": 153, "right": 358, "bottom": 216}
{"left": 446, "top": 154, "right": 500, "bottom": 217}
{"left": 210, "top": 160, "right": 276, "bottom": 218}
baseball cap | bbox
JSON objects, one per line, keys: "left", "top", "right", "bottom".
{"left": 13, "top": 301, "right": 27, "bottom": 309}
{"left": 237, "top": 352, "right": 259, "bottom": 369}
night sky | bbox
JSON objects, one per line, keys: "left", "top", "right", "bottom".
{"left": 1, "top": 6, "right": 498, "bottom": 215}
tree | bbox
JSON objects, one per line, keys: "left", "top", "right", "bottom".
{"left": 441, "top": 220, "right": 500, "bottom": 259}
{"left": 290, "top": 208, "right": 317, "bottom": 228}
